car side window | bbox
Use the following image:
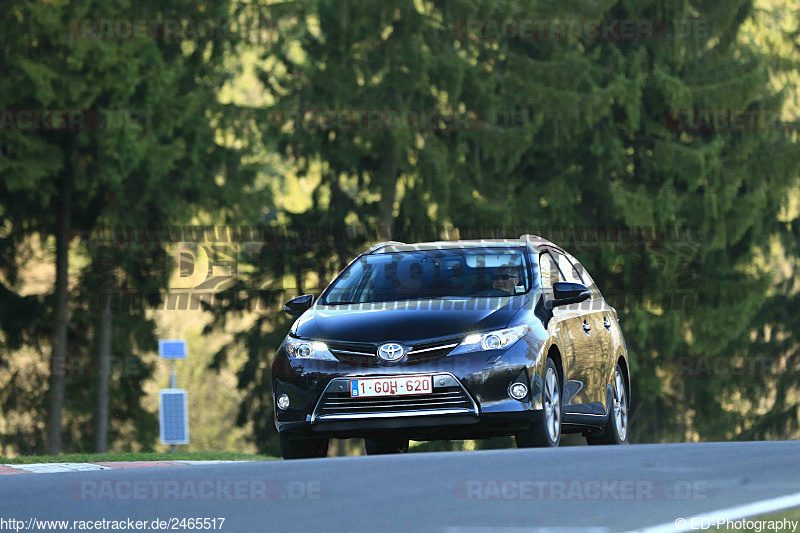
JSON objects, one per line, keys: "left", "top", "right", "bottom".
{"left": 539, "top": 251, "right": 563, "bottom": 300}
{"left": 571, "top": 260, "right": 602, "bottom": 299}
{"left": 527, "top": 254, "right": 541, "bottom": 291}
{"left": 552, "top": 251, "right": 583, "bottom": 285}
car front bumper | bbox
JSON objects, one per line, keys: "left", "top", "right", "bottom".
{"left": 272, "top": 336, "right": 547, "bottom": 440}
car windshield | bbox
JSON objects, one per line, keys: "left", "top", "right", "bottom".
{"left": 321, "top": 247, "right": 536, "bottom": 304}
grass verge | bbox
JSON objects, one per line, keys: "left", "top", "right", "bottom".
{"left": 1, "top": 452, "right": 276, "bottom": 464}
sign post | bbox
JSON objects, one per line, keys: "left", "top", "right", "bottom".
{"left": 158, "top": 340, "right": 189, "bottom": 453}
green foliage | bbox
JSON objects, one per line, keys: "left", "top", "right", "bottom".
{"left": 2, "top": 0, "right": 798, "bottom": 456}
{"left": 0, "top": 0, "right": 258, "bottom": 454}
{"left": 212, "top": 0, "right": 800, "bottom": 452}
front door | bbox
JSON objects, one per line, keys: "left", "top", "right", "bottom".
{"left": 541, "top": 250, "right": 596, "bottom": 414}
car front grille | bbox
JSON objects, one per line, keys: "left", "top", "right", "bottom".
{"left": 311, "top": 373, "right": 478, "bottom": 422}
{"left": 325, "top": 337, "right": 461, "bottom": 365}
{"left": 326, "top": 341, "right": 379, "bottom": 365}
{"left": 407, "top": 340, "right": 461, "bottom": 362}
{"left": 318, "top": 387, "right": 471, "bottom": 414}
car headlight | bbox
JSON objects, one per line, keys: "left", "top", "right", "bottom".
{"left": 283, "top": 337, "right": 337, "bottom": 361}
{"left": 450, "top": 325, "right": 530, "bottom": 355}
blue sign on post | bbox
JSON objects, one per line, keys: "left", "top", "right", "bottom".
{"left": 158, "top": 340, "right": 187, "bottom": 359}
{"left": 159, "top": 389, "right": 189, "bottom": 445}
{"left": 158, "top": 339, "right": 188, "bottom": 449}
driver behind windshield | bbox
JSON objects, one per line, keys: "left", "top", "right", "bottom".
{"left": 493, "top": 266, "right": 521, "bottom": 295}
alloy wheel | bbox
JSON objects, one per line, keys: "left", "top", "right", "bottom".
{"left": 613, "top": 369, "right": 628, "bottom": 441}
{"left": 544, "top": 365, "right": 561, "bottom": 442}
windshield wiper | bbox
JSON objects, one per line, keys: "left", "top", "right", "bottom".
{"left": 396, "top": 295, "right": 470, "bottom": 301}
{"left": 325, "top": 295, "right": 467, "bottom": 305}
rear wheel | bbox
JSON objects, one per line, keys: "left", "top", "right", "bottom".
{"left": 586, "top": 364, "right": 629, "bottom": 445}
{"left": 364, "top": 437, "right": 409, "bottom": 455}
{"left": 516, "top": 358, "right": 561, "bottom": 448}
{"left": 280, "top": 433, "right": 330, "bottom": 459}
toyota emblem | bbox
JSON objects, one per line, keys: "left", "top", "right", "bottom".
{"left": 377, "top": 343, "right": 405, "bottom": 363}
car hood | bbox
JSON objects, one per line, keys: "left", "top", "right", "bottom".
{"left": 291, "top": 295, "right": 530, "bottom": 343}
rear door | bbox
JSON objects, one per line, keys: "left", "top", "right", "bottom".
{"left": 565, "top": 255, "right": 614, "bottom": 414}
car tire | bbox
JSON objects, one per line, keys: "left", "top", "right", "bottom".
{"left": 515, "top": 357, "right": 561, "bottom": 448}
{"left": 364, "top": 437, "right": 410, "bottom": 455}
{"left": 586, "top": 364, "right": 629, "bottom": 446}
{"left": 280, "top": 433, "right": 330, "bottom": 459}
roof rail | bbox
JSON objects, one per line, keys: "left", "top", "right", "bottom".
{"left": 365, "top": 240, "right": 406, "bottom": 254}
{"left": 519, "top": 234, "right": 560, "bottom": 249}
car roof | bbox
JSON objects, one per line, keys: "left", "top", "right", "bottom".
{"left": 368, "top": 235, "right": 567, "bottom": 254}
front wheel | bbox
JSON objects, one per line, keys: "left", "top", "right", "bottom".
{"left": 516, "top": 358, "right": 561, "bottom": 448}
{"left": 364, "top": 437, "right": 409, "bottom": 455}
{"left": 586, "top": 364, "right": 629, "bottom": 445}
{"left": 280, "top": 433, "right": 330, "bottom": 459}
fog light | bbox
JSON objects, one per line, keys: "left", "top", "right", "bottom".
{"left": 509, "top": 382, "right": 528, "bottom": 401}
{"left": 277, "top": 394, "right": 290, "bottom": 410}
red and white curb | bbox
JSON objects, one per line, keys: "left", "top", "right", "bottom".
{"left": 0, "top": 460, "right": 239, "bottom": 475}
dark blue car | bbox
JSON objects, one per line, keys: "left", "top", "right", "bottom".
{"left": 273, "top": 235, "right": 630, "bottom": 458}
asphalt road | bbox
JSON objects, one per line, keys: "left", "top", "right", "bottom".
{"left": 2, "top": 441, "right": 799, "bottom": 532}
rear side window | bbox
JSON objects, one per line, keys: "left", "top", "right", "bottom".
{"left": 551, "top": 251, "right": 584, "bottom": 285}
{"left": 569, "top": 258, "right": 602, "bottom": 299}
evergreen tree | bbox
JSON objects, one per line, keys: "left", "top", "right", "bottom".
{"left": 0, "top": 0, "right": 258, "bottom": 453}
{"left": 213, "top": 0, "right": 800, "bottom": 451}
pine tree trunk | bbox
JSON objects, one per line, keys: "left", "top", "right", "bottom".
{"left": 94, "top": 269, "right": 114, "bottom": 452}
{"left": 379, "top": 144, "right": 398, "bottom": 239}
{"left": 48, "top": 173, "right": 71, "bottom": 455}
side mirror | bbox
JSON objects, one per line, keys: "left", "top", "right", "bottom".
{"left": 548, "top": 282, "right": 591, "bottom": 309}
{"left": 283, "top": 294, "right": 314, "bottom": 317}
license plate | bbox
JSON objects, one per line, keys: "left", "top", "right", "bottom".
{"left": 350, "top": 375, "right": 433, "bottom": 398}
